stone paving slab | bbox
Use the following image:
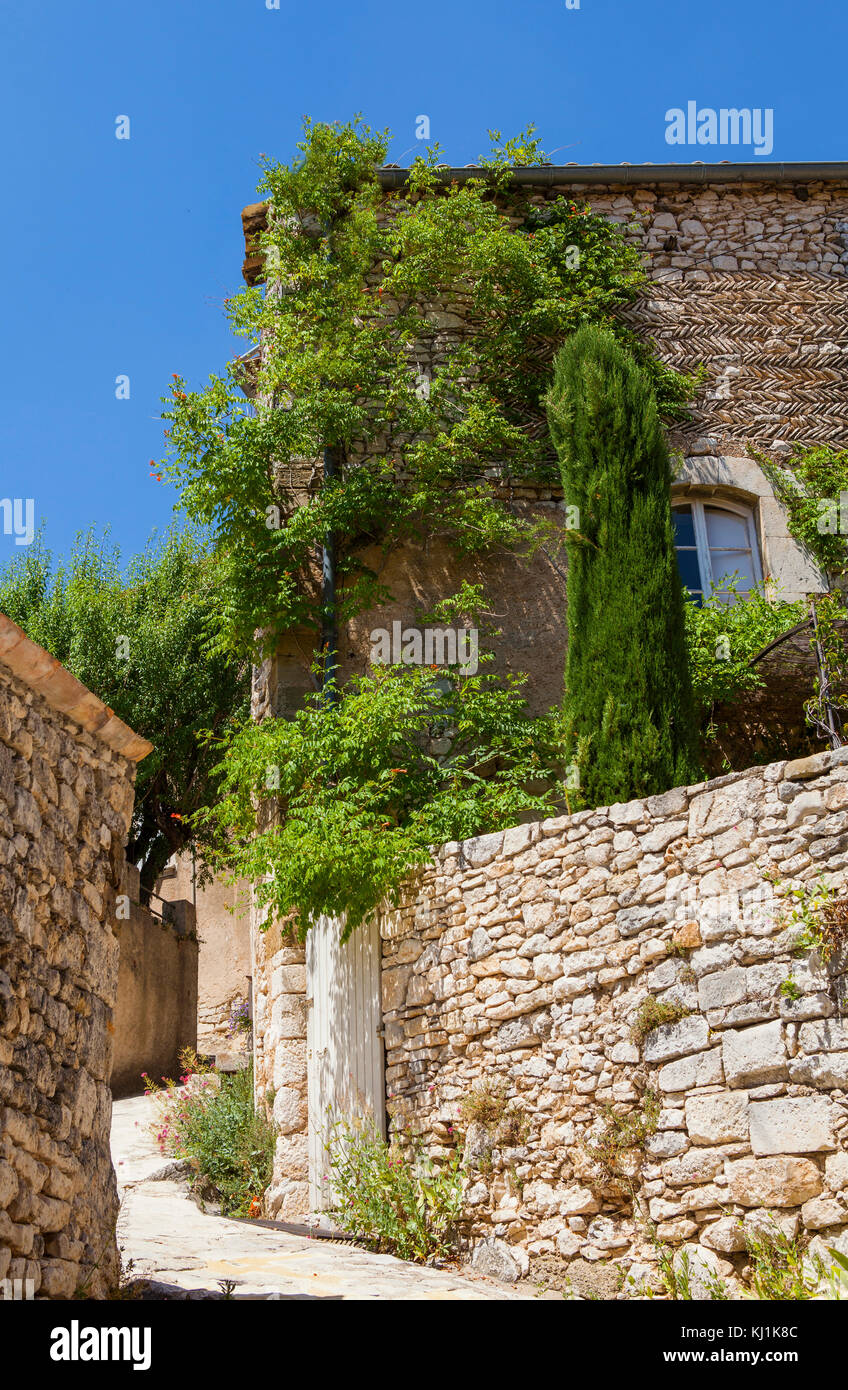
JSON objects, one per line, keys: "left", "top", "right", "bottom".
{"left": 112, "top": 1094, "right": 528, "bottom": 1301}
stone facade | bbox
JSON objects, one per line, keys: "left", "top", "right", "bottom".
{"left": 251, "top": 915, "right": 309, "bottom": 1219}
{"left": 380, "top": 748, "right": 848, "bottom": 1285}
{"left": 245, "top": 167, "right": 848, "bottom": 1272}
{"left": 111, "top": 864, "right": 198, "bottom": 1100}
{"left": 156, "top": 852, "right": 251, "bottom": 1057}
{"left": 0, "top": 616, "right": 150, "bottom": 1298}
{"left": 243, "top": 169, "right": 848, "bottom": 715}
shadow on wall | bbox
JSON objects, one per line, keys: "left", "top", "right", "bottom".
{"left": 111, "top": 863, "right": 198, "bottom": 1098}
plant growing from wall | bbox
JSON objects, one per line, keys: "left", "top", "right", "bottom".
{"left": 546, "top": 324, "right": 701, "bottom": 806}
{"left": 583, "top": 1089, "right": 660, "bottom": 1209}
{"left": 751, "top": 444, "right": 848, "bottom": 577}
{"left": 630, "top": 996, "right": 691, "bottom": 1046}
{"left": 323, "top": 1117, "right": 466, "bottom": 1262}
{"left": 743, "top": 1219, "right": 824, "bottom": 1300}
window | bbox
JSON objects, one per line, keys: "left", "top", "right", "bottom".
{"left": 672, "top": 498, "right": 762, "bottom": 604}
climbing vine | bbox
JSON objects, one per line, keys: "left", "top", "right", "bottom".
{"left": 163, "top": 117, "right": 698, "bottom": 659}
{"left": 162, "top": 117, "right": 700, "bottom": 931}
{"left": 752, "top": 443, "right": 848, "bottom": 576}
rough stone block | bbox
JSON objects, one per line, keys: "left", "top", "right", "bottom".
{"left": 749, "top": 1096, "right": 836, "bottom": 1155}
{"left": 727, "top": 1156, "right": 823, "bottom": 1207}
{"left": 698, "top": 967, "right": 747, "bottom": 1011}
{"left": 657, "top": 1047, "right": 723, "bottom": 1092}
{"left": 800, "top": 1196, "right": 846, "bottom": 1230}
{"left": 686, "top": 1091, "right": 750, "bottom": 1145}
{"left": 643, "top": 1015, "right": 710, "bottom": 1063}
{"left": 788, "top": 1052, "right": 848, "bottom": 1088}
{"left": 722, "top": 1021, "right": 787, "bottom": 1087}
{"left": 799, "top": 1019, "right": 848, "bottom": 1053}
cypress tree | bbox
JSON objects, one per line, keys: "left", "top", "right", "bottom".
{"left": 546, "top": 323, "right": 700, "bottom": 806}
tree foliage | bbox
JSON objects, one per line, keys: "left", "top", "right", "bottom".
{"left": 0, "top": 528, "right": 250, "bottom": 889}
{"left": 196, "top": 652, "right": 563, "bottom": 938}
{"left": 546, "top": 324, "right": 701, "bottom": 805}
{"left": 162, "top": 117, "right": 698, "bottom": 660}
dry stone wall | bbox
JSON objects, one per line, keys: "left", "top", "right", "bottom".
{"left": 382, "top": 748, "right": 848, "bottom": 1287}
{"left": 0, "top": 631, "right": 146, "bottom": 1299}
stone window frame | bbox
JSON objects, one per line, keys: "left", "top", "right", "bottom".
{"left": 671, "top": 453, "right": 826, "bottom": 602}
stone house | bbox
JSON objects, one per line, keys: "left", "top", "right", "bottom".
{"left": 242, "top": 159, "right": 848, "bottom": 721}
{"left": 240, "top": 161, "right": 848, "bottom": 1277}
{"left": 0, "top": 613, "right": 151, "bottom": 1298}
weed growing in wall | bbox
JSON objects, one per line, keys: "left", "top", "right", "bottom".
{"left": 323, "top": 1117, "right": 466, "bottom": 1263}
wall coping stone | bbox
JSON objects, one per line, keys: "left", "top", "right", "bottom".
{"left": 0, "top": 612, "right": 153, "bottom": 761}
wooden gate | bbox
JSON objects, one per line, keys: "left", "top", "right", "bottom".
{"left": 306, "top": 914, "right": 386, "bottom": 1211}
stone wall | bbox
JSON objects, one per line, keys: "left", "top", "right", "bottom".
{"left": 156, "top": 853, "right": 251, "bottom": 1057}
{"left": 251, "top": 915, "right": 309, "bottom": 1220}
{"left": 0, "top": 616, "right": 149, "bottom": 1298}
{"left": 381, "top": 748, "right": 848, "bottom": 1287}
{"left": 242, "top": 173, "right": 848, "bottom": 715}
{"left": 111, "top": 865, "right": 198, "bottom": 1100}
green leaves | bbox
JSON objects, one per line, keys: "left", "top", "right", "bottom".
{"left": 753, "top": 443, "right": 848, "bottom": 576}
{"left": 0, "top": 527, "right": 249, "bottom": 888}
{"left": 324, "top": 1117, "right": 466, "bottom": 1262}
{"left": 195, "top": 655, "right": 563, "bottom": 937}
{"left": 161, "top": 119, "right": 699, "bottom": 659}
{"left": 684, "top": 578, "right": 805, "bottom": 713}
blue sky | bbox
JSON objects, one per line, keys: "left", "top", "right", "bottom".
{"left": 0, "top": 0, "right": 844, "bottom": 565}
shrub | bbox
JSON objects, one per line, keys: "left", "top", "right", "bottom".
{"left": 324, "top": 1118, "right": 466, "bottom": 1263}
{"left": 584, "top": 1091, "right": 660, "bottom": 1204}
{"left": 147, "top": 1053, "right": 276, "bottom": 1217}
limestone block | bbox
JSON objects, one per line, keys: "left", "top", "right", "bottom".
{"left": 686, "top": 1092, "right": 750, "bottom": 1145}
{"left": 727, "top": 1156, "right": 822, "bottom": 1207}
{"left": 799, "top": 1019, "right": 848, "bottom": 1053}
{"left": 786, "top": 791, "right": 827, "bottom": 830}
{"left": 471, "top": 1237, "right": 521, "bottom": 1282}
{"left": 532, "top": 953, "right": 562, "bottom": 982}
{"left": 783, "top": 752, "right": 833, "bottom": 780}
{"left": 0, "top": 1159, "right": 19, "bottom": 1207}
{"left": 748, "top": 1096, "right": 836, "bottom": 1155}
{"left": 722, "top": 1021, "right": 787, "bottom": 1087}
{"left": 461, "top": 832, "right": 503, "bottom": 867}
{"left": 700, "top": 1217, "right": 747, "bottom": 1253}
{"left": 272, "top": 1086, "right": 308, "bottom": 1136}
{"left": 788, "top": 1052, "right": 848, "bottom": 1088}
{"left": 662, "top": 1148, "right": 725, "bottom": 1187}
{"left": 800, "top": 1196, "right": 846, "bottom": 1229}
{"left": 698, "top": 967, "right": 746, "bottom": 1010}
{"left": 643, "top": 1015, "right": 710, "bottom": 1063}
{"left": 657, "top": 1047, "right": 723, "bottom": 1092}
{"left": 559, "top": 1186, "right": 600, "bottom": 1216}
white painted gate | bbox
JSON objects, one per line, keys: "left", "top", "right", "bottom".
{"left": 306, "top": 914, "right": 386, "bottom": 1212}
